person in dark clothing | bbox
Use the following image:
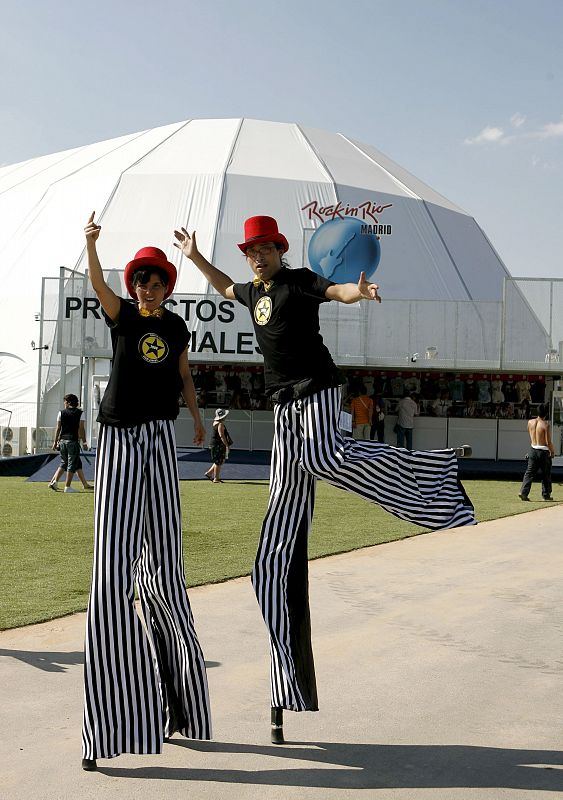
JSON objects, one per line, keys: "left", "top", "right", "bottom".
{"left": 174, "top": 215, "right": 474, "bottom": 744}
{"left": 49, "top": 394, "right": 93, "bottom": 492}
{"left": 80, "top": 213, "right": 211, "bottom": 773}
{"left": 205, "top": 407, "right": 233, "bottom": 483}
{"left": 519, "top": 403, "right": 555, "bottom": 501}
{"left": 370, "top": 395, "right": 385, "bottom": 442}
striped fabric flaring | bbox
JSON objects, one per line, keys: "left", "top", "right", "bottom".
{"left": 252, "top": 386, "right": 476, "bottom": 712}
{"left": 82, "top": 420, "right": 211, "bottom": 760}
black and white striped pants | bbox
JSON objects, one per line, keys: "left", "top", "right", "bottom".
{"left": 252, "top": 386, "right": 475, "bottom": 712}
{"left": 82, "top": 420, "right": 211, "bottom": 760}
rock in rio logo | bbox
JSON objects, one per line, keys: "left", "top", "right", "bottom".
{"left": 302, "top": 199, "right": 392, "bottom": 283}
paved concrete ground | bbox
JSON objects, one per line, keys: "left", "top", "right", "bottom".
{"left": 1, "top": 507, "right": 563, "bottom": 800}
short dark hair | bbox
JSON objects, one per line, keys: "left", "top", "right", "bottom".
{"left": 131, "top": 267, "right": 169, "bottom": 288}
{"left": 538, "top": 403, "right": 549, "bottom": 419}
{"left": 64, "top": 394, "right": 79, "bottom": 407}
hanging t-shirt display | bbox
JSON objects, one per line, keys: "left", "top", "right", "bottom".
{"left": 491, "top": 378, "right": 504, "bottom": 403}
{"left": 502, "top": 379, "right": 517, "bottom": 402}
{"left": 390, "top": 375, "right": 405, "bottom": 397}
{"left": 449, "top": 377, "right": 464, "bottom": 402}
{"left": 516, "top": 379, "right": 531, "bottom": 403}
{"left": 464, "top": 378, "right": 479, "bottom": 401}
{"left": 477, "top": 379, "right": 491, "bottom": 403}
{"left": 530, "top": 378, "right": 546, "bottom": 403}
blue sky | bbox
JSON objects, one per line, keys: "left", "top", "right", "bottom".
{"left": 2, "top": 0, "right": 562, "bottom": 278}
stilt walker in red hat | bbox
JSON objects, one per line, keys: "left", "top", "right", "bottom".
{"left": 80, "top": 214, "right": 211, "bottom": 771}
{"left": 175, "top": 216, "right": 474, "bottom": 744}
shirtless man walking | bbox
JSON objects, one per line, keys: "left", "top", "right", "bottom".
{"left": 519, "top": 403, "right": 555, "bottom": 501}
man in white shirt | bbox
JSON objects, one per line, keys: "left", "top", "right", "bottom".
{"left": 395, "top": 392, "right": 419, "bottom": 450}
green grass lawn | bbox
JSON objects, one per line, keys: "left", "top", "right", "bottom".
{"left": 0, "top": 476, "right": 560, "bottom": 630}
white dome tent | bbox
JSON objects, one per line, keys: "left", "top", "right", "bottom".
{"left": 0, "top": 118, "right": 558, "bottom": 448}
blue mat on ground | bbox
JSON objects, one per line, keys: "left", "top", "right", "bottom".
{"left": 25, "top": 448, "right": 271, "bottom": 483}
{"left": 22, "top": 447, "right": 563, "bottom": 484}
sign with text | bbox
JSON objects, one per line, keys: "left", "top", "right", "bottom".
{"left": 59, "top": 271, "right": 262, "bottom": 362}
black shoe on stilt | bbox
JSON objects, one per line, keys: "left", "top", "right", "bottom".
{"left": 81, "top": 758, "right": 97, "bottom": 771}
{"left": 270, "top": 707, "right": 284, "bottom": 744}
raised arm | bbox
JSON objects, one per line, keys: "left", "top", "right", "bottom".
{"left": 325, "top": 271, "right": 382, "bottom": 305}
{"left": 174, "top": 228, "right": 236, "bottom": 300}
{"left": 179, "top": 348, "right": 205, "bottom": 446}
{"left": 85, "top": 212, "right": 121, "bottom": 321}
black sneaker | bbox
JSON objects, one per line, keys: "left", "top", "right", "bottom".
{"left": 518, "top": 494, "right": 530, "bottom": 501}
{"left": 81, "top": 758, "right": 97, "bottom": 771}
{"left": 543, "top": 496, "right": 554, "bottom": 501}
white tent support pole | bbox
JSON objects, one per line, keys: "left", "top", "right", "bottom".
{"left": 72, "top": 121, "right": 193, "bottom": 271}
{"left": 56, "top": 266, "right": 66, "bottom": 364}
{"left": 500, "top": 277, "right": 508, "bottom": 371}
{"left": 549, "top": 280, "right": 554, "bottom": 347}
{"left": 338, "top": 135, "right": 420, "bottom": 200}
{"left": 82, "top": 356, "right": 91, "bottom": 447}
{"left": 59, "top": 352, "right": 67, "bottom": 418}
{"left": 454, "top": 301, "right": 459, "bottom": 371}
{"left": 408, "top": 301, "right": 414, "bottom": 365}
{"left": 362, "top": 302, "right": 368, "bottom": 367}
{"left": 421, "top": 201, "right": 473, "bottom": 301}
{"left": 295, "top": 124, "right": 339, "bottom": 188}
{"left": 35, "top": 278, "right": 46, "bottom": 451}
{"left": 207, "top": 118, "right": 244, "bottom": 289}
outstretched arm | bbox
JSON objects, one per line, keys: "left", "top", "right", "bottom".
{"left": 85, "top": 212, "right": 121, "bottom": 321}
{"left": 325, "top": 271, "right": 382, "bottom": 304}
{"left": 173, "top": 228, "right": 236, "bottom": 300}
{"left": 179, "top": 348, "right": 205, "bottom": 446}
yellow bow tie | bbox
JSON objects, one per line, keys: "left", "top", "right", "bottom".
{"left": 253, "top": 277, "right": 274, "bottom": 292}
{"left": 138, "top": 306, "right": 164, "bottom": 318}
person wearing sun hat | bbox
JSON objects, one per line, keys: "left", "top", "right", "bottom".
{"left": 79, "top": 213, "right": 211, "bottom": 772}
{"left": 204, "top": 408, "right": 233, "bottom": 483}
{"left": 174, "top": 215, "right": 474, "bottom": 744}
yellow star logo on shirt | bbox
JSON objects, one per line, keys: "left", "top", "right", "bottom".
{"left": 139, "top": 333, "right": 169, "bottom": 363}
{"left": 254, "top": 296, "right": 272, "bottom": 326}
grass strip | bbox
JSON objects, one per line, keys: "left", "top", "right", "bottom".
{"left": 0, "top": 476, "right": 559, "bottom": 629}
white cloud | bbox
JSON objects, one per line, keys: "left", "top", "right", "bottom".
{"left": 531, "top": 153, "right": 560, "bottom": 171}
{"left": 537, "top": 116, "right": 563, "bottom": 139}
{"left": 464, "top": 113, "right": 563, "bottom": 147}
{"left": 510, "top": 113, "right": 526, "bottom": 128}
{"left": 464, "top": 126, "right": 505, "bottom": 145}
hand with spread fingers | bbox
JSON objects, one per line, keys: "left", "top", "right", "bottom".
{"left": 173, "top": 227, "right": 199, "bottom": 260}
{"left": 358, "top": 270, "right": 382, "bottom": 302}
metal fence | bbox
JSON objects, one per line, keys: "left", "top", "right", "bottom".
{"left": 20, "top": 273, "right": 563, "bottom": 445}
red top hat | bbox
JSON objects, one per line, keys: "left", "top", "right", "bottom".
{"left": 237, "top": 216, "right": 289, "bottom": 253}
{"left": 124, "top": 247, "right": 177, "bottom": 299}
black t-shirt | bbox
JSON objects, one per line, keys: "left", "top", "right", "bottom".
{"left": 98, "top": 299, "right": 189, "bottom": 427}
{"left": 59, "top": 407, "right": 83, "bottom": 441}
{"left": 233, "top": 267, "right": 340, "bottom": 394}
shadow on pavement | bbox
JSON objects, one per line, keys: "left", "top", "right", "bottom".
{"left": 98, "top": 740, "right": 563, "bottom": 791}
{"left": 0, "top": 649, "right": 221, "bottom": 672}
{"left": 0, "top": 648, "right": 83, "bottom": 672}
